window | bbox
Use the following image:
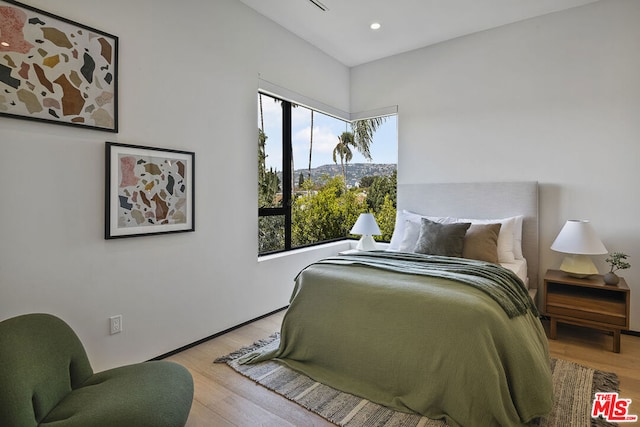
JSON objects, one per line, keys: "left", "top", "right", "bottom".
{"left": 258, "top": 92, "right": 397, "bottom": 255}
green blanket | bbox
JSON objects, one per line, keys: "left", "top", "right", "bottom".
{"left": 314, "top": 251, "right": 538, "bottom": 318}
{"left": 241, "top": 252, "right": 553, "bottom": 426}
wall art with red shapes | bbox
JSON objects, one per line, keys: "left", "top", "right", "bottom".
{"left": 105, "top": 142, "right": 195, "bottom": 239}
{"left": 0, "top": 1, "right": 118, "bottom": 131}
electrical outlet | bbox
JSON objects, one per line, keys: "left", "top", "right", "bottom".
{"left": 109, "top": 315, "right": 122, "bottom": 335}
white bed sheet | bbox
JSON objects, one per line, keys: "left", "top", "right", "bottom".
{"left": 501, "top": 258, "right": 529, "bottom": 289}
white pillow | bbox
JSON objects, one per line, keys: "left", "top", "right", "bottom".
{"left": 388, "top": 210, "right": 411, "bottom": 251}
{"left": 388, "top": 210, "right": 454, "bottom": 251}
{"left": 513, "top": 215, "right": 524, "bottom": 260}
{"left": 398, "top": 219, "right": 421, "bottom": 252}
{"left": 389, "top": 211, "right": 525, "bottom": 261}
{"left": 456, "top": 216, "right": 518, "bottom": 263}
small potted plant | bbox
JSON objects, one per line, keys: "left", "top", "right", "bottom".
{"left": 604, "top": 252, "right": 630, "bottom": 285}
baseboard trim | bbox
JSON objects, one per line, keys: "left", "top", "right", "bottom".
{"left": 150, "top": 306, "right": 288, "bottom": 361}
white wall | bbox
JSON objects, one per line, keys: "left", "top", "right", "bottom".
{"left": 0, "top": 0, "right": 350, "bottom": 371}
{"left": 351, "top": 0, "right": 640, "bottom": 330}
{"left": 3, "top": 0, "right": 638, "bottom": 374}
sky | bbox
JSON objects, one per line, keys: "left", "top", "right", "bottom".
{"left": 260, "top": 95, "right": 397, "bottom": 172}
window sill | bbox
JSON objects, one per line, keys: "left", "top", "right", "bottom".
{"left": 258, "top": 240, "right": 350, "bottom": 262}
{"left": 258, "top": 239, "right": 390, "bottom": 262}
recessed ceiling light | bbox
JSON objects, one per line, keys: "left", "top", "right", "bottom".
{"left": 370, "top": 22, "right": 381, "bottom": 30}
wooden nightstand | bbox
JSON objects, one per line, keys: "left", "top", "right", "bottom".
{"left": 542, "top": 269, "right": 630, "bottom": 352}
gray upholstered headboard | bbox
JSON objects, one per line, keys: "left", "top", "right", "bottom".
{"left": 397, "top": 182, "right": 539, "bottom": 289}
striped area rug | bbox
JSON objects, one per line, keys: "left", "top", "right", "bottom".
{"left": 215, "top": 334, "right": 619, "bottom": 427}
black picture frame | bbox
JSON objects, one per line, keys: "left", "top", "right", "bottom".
{"left": 105, "top": 142, "right": 195, "bottom": 239}
{"left": 0, "top": 0, "right": 118, "bottom": 131}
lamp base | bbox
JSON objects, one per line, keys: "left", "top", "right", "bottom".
{"left": 559, "top": 254, "right": 599, "bottom": 278}
{"left": 355, "top": 235, "right": 378, "bottom": 251}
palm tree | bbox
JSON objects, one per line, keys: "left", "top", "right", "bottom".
{"left": 307, "top": 110, "right": 314, "bottom": 182}
{"left": 351, "top": 116, "right": 387, "bottom": 160}
{"left": 332, "top": 132, "right": 354, "bottom": 183}
{"left": 259, "top": 93, "right": 264, "bottom": 134}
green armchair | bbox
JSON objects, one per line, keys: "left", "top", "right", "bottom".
{"left": 0, "top": 313, "right": 194, "bottom": 427}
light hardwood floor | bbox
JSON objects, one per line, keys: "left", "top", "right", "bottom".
{"left": 166, "top": 310, "right": 640, "bottom": 426}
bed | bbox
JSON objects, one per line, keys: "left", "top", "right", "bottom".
{"left": 397, "top": 181, "right": 540, "bottom": 295}
{"left": 242, "top": 182, "right": 553, "bottom": 426}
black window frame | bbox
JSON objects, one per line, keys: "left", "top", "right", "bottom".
{"left": 258, "top": 97, "right": 293, "bottom": 252}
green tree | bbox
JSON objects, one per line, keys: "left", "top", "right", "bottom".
{"left": 366, "top": 171, "right": 397, "bottom": 213}
{"left": 359, "top": 175, "right": 376, "bottom": 188}
{"left": 332, "top": 132, "right": 354, "bottom": 183}
{"left": 258, "top": 127, "right": 266, "bottom": 172}
{"left": 258, "top": 128, "right": 280, "bottom": 208}
{"left": 292, "top": 176, "right": 366, "bottom": 246}
{"left": 374, "top": 195, "right": 397, "bottom": 241}
{"left": 258, "top": 126, "right": 283, "bottom": 252}
{"left": 259, "top": 216, "right": 284, "bottom": 253}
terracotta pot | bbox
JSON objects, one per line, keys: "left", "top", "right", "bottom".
{"left": 603, "top": 272, "right": 619, "bottom": 286}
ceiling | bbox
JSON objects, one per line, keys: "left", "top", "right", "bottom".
{"left": 238, "top": 0, "right": 599, "bottom": 67}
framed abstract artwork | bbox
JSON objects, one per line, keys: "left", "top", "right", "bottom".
{"left": 0, "top": 0, "right": 118, "bottom": 131}
{"left": 105, "top": 142, "right": 195, "bottom": 239}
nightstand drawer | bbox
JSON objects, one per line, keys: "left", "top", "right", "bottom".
{"left": 546, "top": 292, "right": 627, "bottom": 326}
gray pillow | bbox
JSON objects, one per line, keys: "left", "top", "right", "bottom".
{"left": 413, "top": 218, "right": 471, "bottom": 257}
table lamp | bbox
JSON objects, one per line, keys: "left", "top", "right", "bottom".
{"left": 550, "top": 219, "right": 607, "bottom": 278}
{"left": 350, "top": 213, "right": 381, "bottom": 251}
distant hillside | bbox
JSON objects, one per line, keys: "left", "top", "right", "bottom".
{"left": 283, "top": 163, "right": 396, "bottom": 188}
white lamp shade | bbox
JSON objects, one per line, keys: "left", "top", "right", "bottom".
{"left": 350, "top": 213, "right": 381, "bottom": 236}
{"left": 550, "top": 220, "right": 607, "bottom": 255}
{"left": 550, "top": 219, "right": 607, "bottom": 277}
{"left": 350, "top": 213, "right": 381, "bottom": 251}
